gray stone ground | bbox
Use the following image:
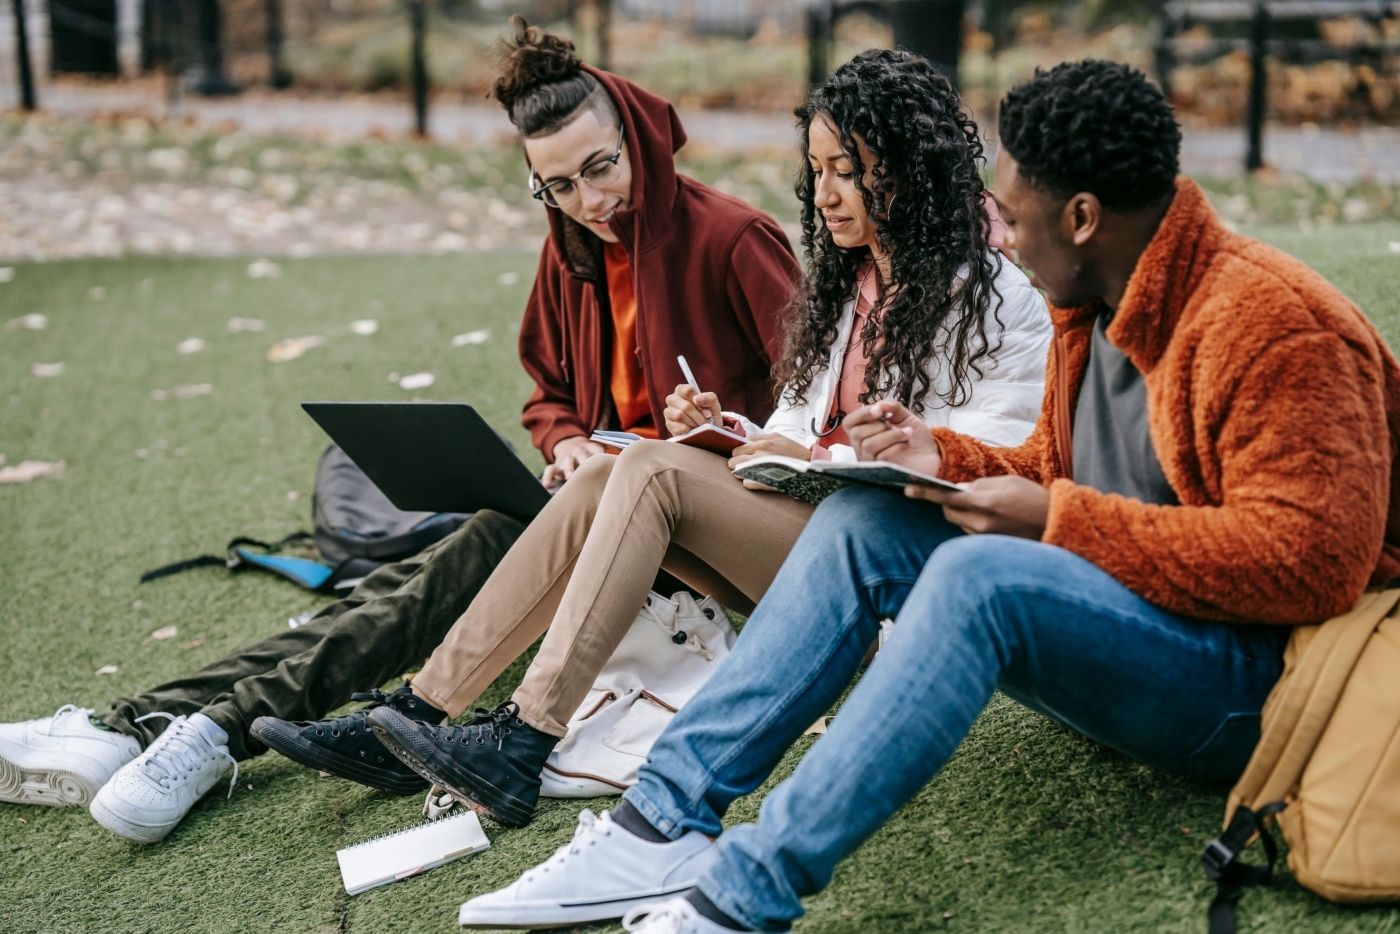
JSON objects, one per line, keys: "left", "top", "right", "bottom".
{"left": 2, "top": 80, "right": 1398, "bottom": 263}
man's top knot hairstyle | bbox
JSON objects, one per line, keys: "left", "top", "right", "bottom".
{"left": 998, "top": 60, "right": 1181, "bottom": 213}
{"left": 492, "top": 15, "right": 614, "bottom": 137}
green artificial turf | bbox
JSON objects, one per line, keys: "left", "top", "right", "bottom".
{"left": 3, "top": 231, "right": 1400, "bottom": 934}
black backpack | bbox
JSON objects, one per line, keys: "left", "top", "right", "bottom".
{"left": 141, "top": 445, "right": 472, "bottom": 594}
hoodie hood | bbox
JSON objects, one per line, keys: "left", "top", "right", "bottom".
{"left": 539, "top": 66, "right": 688, "bottom": 281}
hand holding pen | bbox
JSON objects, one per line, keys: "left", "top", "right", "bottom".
{"left": 665, "top": 355, "right": 724, "bottom": 434}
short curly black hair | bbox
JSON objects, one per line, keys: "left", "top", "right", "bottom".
{"left": 998, "top": 60, "right": 1180, "bottom": 213}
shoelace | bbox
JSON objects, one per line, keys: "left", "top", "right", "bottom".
{"left": 50, "top": 703, "right": 82, "bottom": 723}
{"left": 315, "top": 688, "right": 397, "bottom": 738}
{"left": 133, "top": 712, "right": 240, "bottom": 799}
{"left": 438, "top": 701, "right": 520, "bottom": 752}
{"left": 621, "top": 898, "right": 702, "bottom": 933}
{"left": 522, "top": 807, "right": 603, "bottom": 882}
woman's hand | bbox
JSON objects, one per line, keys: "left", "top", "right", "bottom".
{"left": 729, "top": 433, "right": 811, "bottom": 490}
{"left": 845, "top": 401, "right": 942, "bottom": 476}
{"left": 728, "top": 432, "right": 811, "bottom": 466}
{"left": 665, "top": 384, "right": 724, "bottom": 435}
{"left": 542, "top": 435, "right": 606, "bottom": 486}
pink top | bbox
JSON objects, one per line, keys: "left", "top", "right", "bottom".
{"left": 811, "top": 260, "right": 881, "bottom": 458}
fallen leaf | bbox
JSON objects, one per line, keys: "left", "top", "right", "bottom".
{"left": 178, "top": 638, "right": 207, "bottom": 650}
{"left": 5, "top": 313, "right": 45, "bottom": 330}
{"left": 804, "top": 717, "right": 828, "bottom": 735}
{"left": 150, "top": 625, "right": 179, "bottom": 640}
{"left": 497, "top": 271, "right": 520, "bottom": 286}
{"left": 0, "top": 267, "right": 13, "bottom": 283}
{"left": 31, "top": 362, "right": 64, "bottom": 378}
{"left": 1390, "top": 242, "right": 1400, "bottom": 254}
{"left": 16, "top": 817, "right": 26, "bottom": 824}
{"left": 398, "top": 371, "right": 435, "bottom": 390}
{"left": 227, "top": 316, "right": 266, "bottom": 333}
{"left": 349, "top": 319, "right": 379, "bottom": 336}
{"left": 95, "top": 665, "right": 119, "bottom": 676}
{"left": 247, "top": 258, "right": 282, "bottom": 279}
{"left": 0, "top": 460, "right": 66, "bottom": 484}
{"left": 286, "top": 490, "right": 300, "bottom": 501}
{"left": 176, "top": 338, "right": 206, "bottom": 355}
{"left": 87, "top": 286, "right": 106, "bottom": 301}
{"left": 452, "top": 329, "right": 491, "bottom": 346}
{"left": 266, "top": 335, "right": 326, "bottom": 363}
{"left": 172, "top": 383, "right": 213, "bottom": 398}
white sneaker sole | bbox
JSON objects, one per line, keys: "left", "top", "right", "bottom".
{"left": 88, "top": 791, "right": 177, "bottom": 844}
{"left": 0, "top": 753, "right": 105, "bottom": 807}
{"left": 458, "top": 886, "right": 697, "bottom": 929}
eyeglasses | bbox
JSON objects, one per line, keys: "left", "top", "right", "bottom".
{"left": 528, "top": 126, "right": 626, "bottom": 209}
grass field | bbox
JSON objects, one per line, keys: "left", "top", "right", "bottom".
{"left": 4, "top": 230, "right": 1400, "bottom": 934}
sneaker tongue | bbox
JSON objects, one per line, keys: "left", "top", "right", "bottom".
{"left": 188, "top": 712, "right": 229, "bottom": 747}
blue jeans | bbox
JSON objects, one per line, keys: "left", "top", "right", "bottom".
{"left": 623, "top": 487, "right": 1291, "bottom": 931}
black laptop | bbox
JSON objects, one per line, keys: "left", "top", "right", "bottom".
{"left": 302, "top": 402, "right": 552, "bottom": 520}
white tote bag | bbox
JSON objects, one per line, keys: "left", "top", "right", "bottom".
{"left": 539, "top": 590, "right": 736, "bottom": 798}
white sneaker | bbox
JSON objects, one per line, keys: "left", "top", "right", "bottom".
{"left": 88, "top": 712, "right": 239, "bottom": 843}
{"left": 457, "top": 808, "right": 720, "bottom": 929}
{"left": 623, "top": 897, "right": 754, "bottom": 934}
{"left": 0, "top": 705, "right": 140, "bottom": 807}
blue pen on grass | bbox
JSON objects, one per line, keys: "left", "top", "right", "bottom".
{"left": 677, "top": 355, "right": 720, "bottom": 427}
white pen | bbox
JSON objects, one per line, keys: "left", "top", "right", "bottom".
{"left": 677, "top": 355, "right": 720, "bottom": 427}
{"left": 677, "top": 355, "right": 701, "bottom": 393}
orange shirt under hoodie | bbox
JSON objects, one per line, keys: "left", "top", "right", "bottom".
{"left": 603, "top": 241, "right": 657, "bottom": 439}
{"left": 934, "top": 179, "right": 1400, "bottom": 625}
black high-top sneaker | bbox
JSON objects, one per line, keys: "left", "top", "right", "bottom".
{"left": 250, "top": 685, "right": 444, "bottom": 795}
{"left": 366, "top": 700, "right": 557, "bottom": 827}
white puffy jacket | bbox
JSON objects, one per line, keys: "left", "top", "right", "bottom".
{"left": 729, "top": 253, "right": 1051, "bottom": 461}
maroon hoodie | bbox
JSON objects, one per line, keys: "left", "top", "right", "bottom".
{"left": 517, "top": 67, "right": 799, "bottom": 460}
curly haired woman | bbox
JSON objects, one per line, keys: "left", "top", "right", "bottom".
{"left": 256, "top": 48, "right": 1052, "bottom": 838}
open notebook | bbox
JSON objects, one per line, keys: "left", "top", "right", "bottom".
{"left": 336, "top": 810, "right": 491, "bottom": 895}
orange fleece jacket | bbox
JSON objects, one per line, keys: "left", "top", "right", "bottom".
{"left": 934, "top": 179, "right": 1400, "bottom": 625}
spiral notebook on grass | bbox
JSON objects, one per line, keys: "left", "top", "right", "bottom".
{"left": 337, "top": 810, "right": 491, "bottom": 895}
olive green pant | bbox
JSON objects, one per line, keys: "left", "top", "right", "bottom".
{"left": 99, "top": 511, "right": 528, "bottom": 760}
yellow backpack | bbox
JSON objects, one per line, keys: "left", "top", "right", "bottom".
{"left": 1202, "top": 588, "right": 1400, "bottom": 932}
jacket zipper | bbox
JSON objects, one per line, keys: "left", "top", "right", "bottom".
{"left": 1054, "top": 330, "right": 1074, "bottom": 481}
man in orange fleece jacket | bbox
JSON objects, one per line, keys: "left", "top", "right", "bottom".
{"left": 447, "top": 61, "right": 1400, "bottom": 933}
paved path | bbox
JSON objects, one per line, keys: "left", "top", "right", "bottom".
{"left": 16, "top": 81, "right": 1400, "bottom": 183}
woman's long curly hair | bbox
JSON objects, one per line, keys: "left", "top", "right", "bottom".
{"left": 775, "top": 49, "right": 1003, "bottom": 413}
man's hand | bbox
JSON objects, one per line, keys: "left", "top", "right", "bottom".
{"left": 542, "top": 435, "right": 606, "bottom": 486}
{"left": 845, "top": 401, "right": 942, "bottom": 476}
{"left": 913, "top": 475, "right": 1050, "bottom": 539}
{"left": 665, "top": 384, "right": 723, "bottom": 434}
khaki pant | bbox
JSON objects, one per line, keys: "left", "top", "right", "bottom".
{"left": 411, "top": 440, "right": 815, "bottom": 736}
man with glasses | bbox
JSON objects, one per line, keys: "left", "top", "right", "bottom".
{"left": 0, "top": 25, "right": 798, "bottom": 843}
